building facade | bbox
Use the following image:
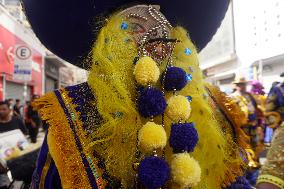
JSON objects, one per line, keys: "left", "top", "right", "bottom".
{"left": 0, "top": 4, "right": 45, "bottom": 101}
{"left": 200, "top": 0, "right": 284, "bottom": 93}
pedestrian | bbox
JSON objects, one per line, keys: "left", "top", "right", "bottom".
{"left": 26, "top": 95, "right": 41, "bottom": 143}
{"left": 6, "top": 99, "right": 14, "bottom": 117}
{"left": 250, "top": 80, "right": 266, "bottom": 150}
{"left": 0, "top": 101, "right": 27, "bottom": 189}
{"left": 0, "top": 101, "right": 27, "bottom": 134}
{"left": 13, "top": 99, "right": 22, "bottom": 117}
{"left": 265, "top": 73, "right": 284, "bottom": 123}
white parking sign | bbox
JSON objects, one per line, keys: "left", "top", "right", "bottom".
{"left": 13, "top": 45, "right": 32, "bottom": 81}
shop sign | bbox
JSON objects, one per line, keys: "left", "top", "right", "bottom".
{"left": 13, "top": 45, "right": 32, "bottom": 81}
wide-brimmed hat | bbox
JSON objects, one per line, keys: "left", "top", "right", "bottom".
{"left": 233, "top": 77, "right": 249, "bottom": 84}
{"left": 22, "top": 0, "right": 230, "bottom": 68}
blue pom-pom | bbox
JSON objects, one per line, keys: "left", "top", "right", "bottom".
{"left": 138, "top": 88, "right": 167, "bottom": 118}
{"left": 163, "top": 67, "right": 188, "bottom": 91}
{"left": 169, "top": 123, "right": 199, "bottom": 153}
{"left": 226, "top": 177, "right": 252, "bottom": 189}
{"left": 138, "top": 156, "right": 170, "bottom": 189}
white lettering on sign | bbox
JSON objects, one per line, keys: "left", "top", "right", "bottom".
{"left": 13, "top": 45, "right": 33, "bottom": 81}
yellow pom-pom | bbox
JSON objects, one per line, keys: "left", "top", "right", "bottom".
{"left": 171, "top": 153, "right": 201, "bottom": 188}
{"left": 133, "top": 56, "right": 160, "bottom": 86}
{"left": 138, "top": 122, "right": 167, "bottom": 152}
{"left": 166, "top": 95, "right": 191, "bottom": 121}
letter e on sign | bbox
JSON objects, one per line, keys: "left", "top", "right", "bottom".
{"left": 15, "top": 45, "right": 32, "bottom": 60}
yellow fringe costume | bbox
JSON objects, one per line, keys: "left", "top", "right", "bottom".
{"left": 32, "top": 15, "right": 249, "bottom": 189}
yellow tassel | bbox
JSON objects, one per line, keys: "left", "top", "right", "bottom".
{"left": 166, "top": 95, "right": 191, "bottom": 121}
{"left": 138, "top": 121, "right": 167, "bottom": 152}
{"left": 133, "top": 56, "right": 160, "bottom": 86}
{"left": 171, "top": 153, "right": 201, "bottom": 188}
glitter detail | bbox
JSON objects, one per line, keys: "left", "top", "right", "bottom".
{"left": 186, "top": 74, "right": 193, "bottom": 81}
{"left": 121, "top": 22, "right": 129, "bottom": 30}
{"left": 66, "top": 83, "right": 102, "bottom": 135}
{"left": 87, "top": 156, "right": 104, "bottom": 189}
{"left": 184, "top": 48, "right": 192, "bottom": 55}
{"left": 186, "top": 96, "right": 193, "bottom": 102}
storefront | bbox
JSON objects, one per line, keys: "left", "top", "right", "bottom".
{"left": 44, "top": 55, "right": 66, "bottom": 93}
{"left": 0, "top": 7, "right": 45, "bottom": 101}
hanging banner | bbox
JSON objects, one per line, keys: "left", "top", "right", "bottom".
{"left": 13, "top": 45, "right": 32, "bottom": 81}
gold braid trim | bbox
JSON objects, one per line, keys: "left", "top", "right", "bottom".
{"left": 206, "top": 84, "right": 251, "bottom": 150}
{"left": 39, "top": 153, "right": 52, "bottom": 189}
{"left": 257, "top": 174, "right": 284, "bottom": 189}
{"left": 33, "top": 91, "right": 92, "bottom": 189}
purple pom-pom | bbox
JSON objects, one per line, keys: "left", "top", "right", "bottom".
{"left": 138, "top": 88, "right": 167, "bottom": 118}
{"left": 138, "top": 156, "right": 170, "bottom": 189}
{"left": 169, "top": 123, "right": 199, "bottom": 153}
{"left": 163, "top": 67, "right": 188, "bottom": 91}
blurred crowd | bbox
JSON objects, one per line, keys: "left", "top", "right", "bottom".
{"left": 0, "top": 95, "right": 42, "bottom": 143}
{"left": 229, "top": 73, "right": 284, "bottom": 188}
{"left": 0, "top": 95, "right": 43, "bottom": 189}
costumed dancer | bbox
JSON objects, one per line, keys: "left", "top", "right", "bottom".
{"left": 250, "top": 81, "right": 266, "bottom": 153}
{"left": 257, "top": 73, "right": 284, "bottom": 189}
{"left": 231, "top": 77, "right": 262, "bottom": 186}
{"left": 23, "top": 0, "right": 252, "bottom": 188}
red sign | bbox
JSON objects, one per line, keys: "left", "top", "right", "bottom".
{"left": 0, "top": 25, "right": 43, "bottom": 99}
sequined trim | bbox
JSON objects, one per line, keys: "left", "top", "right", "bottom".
{"left": 60, "top": 88, "right": 106, "bottom": 188}
{"left": 257, "top": 174, "right": 284, "bottom": 189}
{"left": 65, "top": 83, "right": 120, "bottom": 188}
{"left": 55, "top": 90, "right": 98, "bottom": 189}
{"left": 87, "top": 156, "right": 104, "bottom": 189}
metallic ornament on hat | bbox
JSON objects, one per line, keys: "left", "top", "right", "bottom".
{"left": 119, "top": 5, "right": 176, "bottom": 62}
{"left": 118, "top": 5, "right": 171, "bottom": 43}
